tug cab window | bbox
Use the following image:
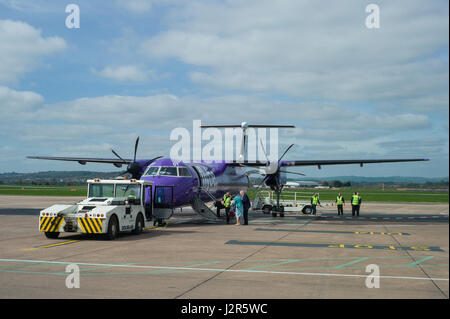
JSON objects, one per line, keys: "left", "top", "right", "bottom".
{"left": 115, "top": 184, "right": 141, "bottom": 203}
{"left": 89, "top": 183, "right": 114, "bottom": 198}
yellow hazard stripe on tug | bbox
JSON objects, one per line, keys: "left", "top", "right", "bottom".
{"left": 78, "top": 217, "right": 103, "bottom": 234}
{"left": 40, "top": 216, "right": 64, "bottom": 232}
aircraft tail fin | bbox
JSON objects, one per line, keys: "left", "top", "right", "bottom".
{"left": 200, "top": 122, "right": 295, "bottom": 162}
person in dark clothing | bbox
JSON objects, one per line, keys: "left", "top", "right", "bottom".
{"left": 351, "top": 192, "right": 361, "bottom": 216}
{"left": 215, "top": 199, "right": 224, "bottom": 217}
{"left": 356, "top": 192, "right": 362, "bottom": 216}
{"left": 242, "top": 190, "right": 251, "bottom": 225}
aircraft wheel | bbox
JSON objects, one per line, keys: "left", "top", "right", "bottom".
{"left": 44, "top": 232, "right": 59, "bottom": 239}
{"left": 262, "top": 205, "right": 271, "bottom": 214}
{"left": 302, "top": 206, "right": 313, "bottom": 215}
{"left": 154, "top": 218, "right": 164, "bottom": 227}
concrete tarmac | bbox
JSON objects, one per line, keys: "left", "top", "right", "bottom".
{"left": 0, "top": 195, "right": 448, "bottom": 299}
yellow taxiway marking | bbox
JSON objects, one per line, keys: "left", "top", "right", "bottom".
{"left": 21, "top": 240, "right": 81, "bottom": 251}
{"left": 144, "top": 222, "right": 169, "bottom": 231}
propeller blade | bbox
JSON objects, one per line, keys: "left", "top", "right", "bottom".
{"left": 145, "top": 156, "right": 163, "bottom": 165}
{"left": 279, "top": 170, "right": 306, "bottom": 176}
{"left": 278, "top": 144, "right": 295, "bottom": 163}
{"left": 111, "top": 148, "right": 127, "bottom": 164}
{"left": 133, "top": 136, "right": 140, "bottom": 162}
{"left": 244, "top": 169, "right": 266, "bottom": 177}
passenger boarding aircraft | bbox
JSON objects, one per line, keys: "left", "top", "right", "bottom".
{"left": 28, "top": 123, "right": 428, "bottom": 221}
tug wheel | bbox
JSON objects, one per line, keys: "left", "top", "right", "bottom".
{"left": 105, "top": 215, "right": 119, "bottom": 240}
{"left": 132, "top": 213, "right": 144, "bottom": 235}
{"left": 44, "top": 232, "right": 59, "bottom": 239}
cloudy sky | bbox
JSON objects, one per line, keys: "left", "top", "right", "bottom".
{"left": 0, "top": 0, "right": 448, "bottom": 177}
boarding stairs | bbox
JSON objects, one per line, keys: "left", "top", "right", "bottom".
{"left": 191, "top": 187, "right": 219, "bottom": 220}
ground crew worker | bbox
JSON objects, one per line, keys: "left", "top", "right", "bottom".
{"left": 356, "top": 192, "right": 362, "bottom": 216}
{"left": 126, "top": 189, "right": 137, "bottom": 205}
{"left": 351, "top": 192, "right": 360, "bottom": 216}
{"left": 336, "top": 193, "right": 345, "bottom": 215}
{"left": 223, "top": 192, "right": 232, "bottom": 224}
{"left": 311, "top": 193, "right": 320, "bottom": 215}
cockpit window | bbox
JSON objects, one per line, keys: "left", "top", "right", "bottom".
{"left": 178, "top": 167, "right": 192, "bottom": 177}
{"left": 143, "top": 165, "right": 190, "bottom": 177}
{"left": 144, "top": 166, "right": 159, "bottom": 176}
{"left": 159, "top": 166, "right": 178, "bottom": 176}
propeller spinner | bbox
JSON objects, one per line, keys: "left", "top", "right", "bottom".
{"left": 111, "top": 137, "right": 160, "bottom": 179}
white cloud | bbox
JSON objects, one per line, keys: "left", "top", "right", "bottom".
{"left": 0, "top": 85, "right": 44, "bottom": 120}
{"left": 114, "top": 0, "right": 153, "bottom": 13}
{"left": 0, "top": 19, "right": 66, "bottom": 84}
{"left": 92, "top": 65, "right": 153, "bottom": 82}
{"left": 30, "top": 94, "right": 431, "bottom": 134}
{"left": 1, "top": 91, "right": 445, "bottom": 175}
{"left": 140, "top": 0, "right": 448, "bottom": 106}
{"left": 0, "top": 0, "right": 51, "bottom": 12}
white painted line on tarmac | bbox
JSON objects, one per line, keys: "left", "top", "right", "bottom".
{"left": 0, "top": 258, "right": 448, "bottom": 282}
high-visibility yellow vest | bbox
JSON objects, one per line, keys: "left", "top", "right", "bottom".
{"left": 223, "top": 195, "right": 231, "bottom": 207}
{"left": 336, "top": 196, "right": 343, "bottom": 205}
{"left": 312, "top": 196, "right": 319, "bottom": 205}
{"left": 352, "top": 195, "right": 359, "bottom": 205}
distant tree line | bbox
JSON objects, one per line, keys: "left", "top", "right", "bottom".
{"left": 321, "top": 180, "right": 352, "bottom": 187}
{"left": 320, "top": 180, "right": 448, "bottom": 189}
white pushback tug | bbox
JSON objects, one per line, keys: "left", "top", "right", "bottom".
{"left": 39, "top": 178, "right": 173, "bottom": 239}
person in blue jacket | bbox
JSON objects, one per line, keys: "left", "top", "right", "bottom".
{"left": 233, "top": 192, "right": 244, "bottom": 226}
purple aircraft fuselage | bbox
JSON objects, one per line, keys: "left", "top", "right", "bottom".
{"left": 138, "top": 158, "right": 250, "bottom": 207}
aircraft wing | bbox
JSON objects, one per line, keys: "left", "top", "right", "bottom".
{"left": 280, "top": 158, "right": 429, "bottom": 168}
{"left": 228, "top": 158, "right": 429, "bottom": 168}
{"left": 27, "top": 156, "right": 133, "bottom": 167}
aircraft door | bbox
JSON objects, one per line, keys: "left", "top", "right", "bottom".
{"left": 144, "top": 185, "right": 152, "bottom": 221}
{"left": 153, "top": 185, "right": 174, "bottom": 220}
{"left": 191, "top": 165, "right": 202, "bottom": 188}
